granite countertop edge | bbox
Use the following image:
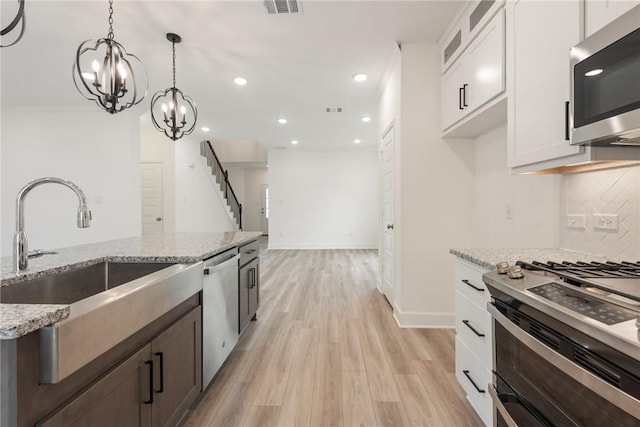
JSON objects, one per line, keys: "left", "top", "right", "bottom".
{"left": 0, "top": 231, "right": 263, "bottom": 339}
{"left": 450, "top": 247, "right": 611, "bottom": 270}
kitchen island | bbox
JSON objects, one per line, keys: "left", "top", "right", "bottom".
{"left": 0, "top": 232, "right": 261, "bottom": 339}
{"left": 0, "top": 231, "right": 262, "bottom": 427}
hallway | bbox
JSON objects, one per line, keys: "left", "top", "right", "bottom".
{"left": 184, "top": 247, "right": 483, "bottom": 426}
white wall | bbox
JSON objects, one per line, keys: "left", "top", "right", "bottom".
{"left": 473, "top": 125, "right": 561, "bottom": 247}
{"left": 560, "top": 165, "right": 640, "bottom": 260}
{"left": 174, "top": 139, "right": 237, "bottom": 232}
{"left": 392, "top": 42, "right": 476, "bottom": 327}
{"left": 268, "top": 148, "right": 378, "bottom": 249}
{"left": 1, "top": 107, "right": 142, "bottom": 255}
{"left": 140, "top": 117, "right": 176, "bottom": 234}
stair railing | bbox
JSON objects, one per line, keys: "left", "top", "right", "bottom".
{"left": 200, "top": 140, "right": 243, "bottom": 230}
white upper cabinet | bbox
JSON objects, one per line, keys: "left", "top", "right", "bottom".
{"left": 440, "top": 2, "right": 506, "bottom": 137}
{"left": 585, "top": 0, "right": 640, "bottom": 37}
{"left": 507, "top": 0, "right": 585, "bottom": 170}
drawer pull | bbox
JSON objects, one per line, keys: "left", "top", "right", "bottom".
{"left": 461, "top": 279, "right": 484, "bottom": 292}
{"left": 245, "top": 249, "right": 257, "bottom": 254}
{"left": 463, "top": 369, "right": 486, "bottom": 394}
{"left": 462, "top": 320, "right": 485, "bottom": 337}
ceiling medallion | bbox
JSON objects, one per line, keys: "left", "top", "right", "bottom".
{"left": 72, "top": 0, "right": 148, "bottom": 114}
{"left": 150, "top": 33, "right": 198, "bottom": 141}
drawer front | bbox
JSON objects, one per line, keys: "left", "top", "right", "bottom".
{"left": 455, "top": 260, "right": 490, "bottom": 307}
{"left": 239, "top": 239, "right": 259, "bottom": 267}
{"left": 455, "top": 336, "right": 493, "bottom": 426}
{"left": 455, "top": 290, "right": 492, "bottom": 369}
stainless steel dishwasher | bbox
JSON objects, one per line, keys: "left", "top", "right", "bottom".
{"left": 202, "top": 249, "right": 240, "bottom": 390}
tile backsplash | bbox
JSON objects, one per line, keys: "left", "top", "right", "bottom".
{"left": 560, "top": 165, "right": 640, "bottom": 260}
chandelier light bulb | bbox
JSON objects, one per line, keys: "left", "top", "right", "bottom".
{"left": 92, "top": 60, "right": 100, "bottom": 73}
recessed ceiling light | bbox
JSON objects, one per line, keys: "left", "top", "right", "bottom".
{"left": 233, "top": 76, "right": 248, "bottom": 86}
{"left": 201, "top": 127, "right": 210, "bottom": 132}
{"left": 353, "top": 73, "right": 367, "bottom": 82}
{"left": 278, "top": 118, "right": 288, "bottom": 124}
{"left": 361, "top": 116, "right": 372, "bottom": 122}
{"left": 290, "top": 140, "right": 299, "bottom": 145}
{"left": 354, "top": 139, "right": 362, "bottom": 144}
{"left": 585, "top": 68, "right": 603, "bottom": 77}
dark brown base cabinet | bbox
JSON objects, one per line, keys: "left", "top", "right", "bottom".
{"left": 37, "top": 306, "right": 202, "bottom": 427}
{"left": 238, "top": 240, "right": 260, "bottom": 334}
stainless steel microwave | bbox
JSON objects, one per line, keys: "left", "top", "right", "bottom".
{"left": 570, "top": 5, "right": 640, "bottom": 146}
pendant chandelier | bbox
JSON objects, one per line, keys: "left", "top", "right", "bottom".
{"left": 150, "top": 33, "right": 197, "bottom": 141}
{"left": 72, "top": 0, "right": 148, "bottom": 114}
{"left": 1, "top": 0, "right": 26, "bottom": 48}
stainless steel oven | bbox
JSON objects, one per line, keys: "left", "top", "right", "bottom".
{"left": 483, "top": 261, "right": 640, "bottom": 427}
{"left": 570, "top": 5, "right": 640, "bottom": 146}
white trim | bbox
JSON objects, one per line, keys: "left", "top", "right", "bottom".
{"left": 268, "top": 243, "right": 378, "bottom": 250}
{"left": 392, "top": 306, "right": 455, "bottom": 328}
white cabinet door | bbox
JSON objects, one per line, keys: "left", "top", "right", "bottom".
{"left": 585, "top": 0, "right": 640, "bottom": 36}
{"left": 507, "top": 0, "right": 584, "bottom": 168}
{"left": 465, "top": 9, "right": 505, "bottom": 113}
{"left": 441, "top": 9, "right": 505, "bottom": 133}
{"left": 441, "top": 60, "right": 468, "bottom": 130}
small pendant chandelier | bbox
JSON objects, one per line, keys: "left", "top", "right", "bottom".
{"left": 72, "top": 0, "right": 148, "bottom": 114}
{"left": 150, "top": 33, "right": 197, "bottom": 141}
{"left": 1, "top": 0, "right": 26, "bottom": 48}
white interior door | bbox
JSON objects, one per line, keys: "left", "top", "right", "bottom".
{"left": 141, "top": 163, "right": 163, "bottom": 235}
{"left": 260, "top": 184, "right": 269, "bottom": 235}
{"left": 380, "top": 124, "right": 394, "bottom": 302}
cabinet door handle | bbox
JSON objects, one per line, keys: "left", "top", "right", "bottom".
{"left": 248, "top": 268, "right": 256, "bottom": 289}
{"left": 463, "top": 370, "right": 486, "bottom": 394}
{"left": 565, "top": 101, "right": 570, "bottom": 141}
{"left": 459, "top": 87, "right": 464, "bottom": 110}
{"left": 461, "top": 279, "right": 484, "bottom": 292}
{"left": 462, "top": 320, "right": 485, "bottom": 337}
{"left": 144, "top": 360, "right": 154, "bottom": 404}
{"left": 155, "top": 352, "right": 164, "bottom": 393}
{"left": 246, "top": 249, "right": 257, "bottom": 254}
{"left": 462, "top": 83, "right": 468, "bottom": 107}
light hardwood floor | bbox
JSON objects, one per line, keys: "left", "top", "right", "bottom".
{"left": 184, "top": 244, "right": 484, "bottom": 427}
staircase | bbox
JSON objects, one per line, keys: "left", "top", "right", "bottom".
{"left": 200, "top": 140, "right": 243, "bottom": 230}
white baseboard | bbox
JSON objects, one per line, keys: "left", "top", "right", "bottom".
{"left": 392, "top": 306, "right": 455, "bottom": 328}
{"left": 268, "top": 243, "right": 378, "bottom": 250}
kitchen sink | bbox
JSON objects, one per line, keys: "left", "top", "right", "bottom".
{"left": 0, "top": 261, "right": 174, "bottom": 304}
{"left": 1, "top": 260, "right": 204, "bottom": 384}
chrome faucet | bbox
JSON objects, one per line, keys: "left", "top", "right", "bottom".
{"left": 14, "top": 177, "right": 92, "bottom": 272}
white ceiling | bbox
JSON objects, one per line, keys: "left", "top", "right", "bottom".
{"left": 1, "top": 0, "right": 464, "bottom": 149}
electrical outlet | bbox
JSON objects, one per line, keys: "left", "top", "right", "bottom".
{"left": 593, "top": 214, "right": 619, "bottom": 231}
{"left": 505, "top": 204, "right": 513, "bottom": 220}
{"left": 566, "top": 214, "right": 586, "bottom": 229}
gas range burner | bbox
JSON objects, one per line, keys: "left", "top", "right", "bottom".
{"left": 517, "top": 260, "right": 640, "bottom": 279}
{"left": 516, "top": 259, "right": 640, "bottom": 304}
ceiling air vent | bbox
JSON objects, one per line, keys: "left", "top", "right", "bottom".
{"left": 326, "top": 107, "right": 343, "bottom": 113}
{"left": 264, "top": 0, "right": 302, "bottom": 15}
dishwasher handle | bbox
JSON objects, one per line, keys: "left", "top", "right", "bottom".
{"left": 203, "top": 254, "right": 240, "bottom": 275}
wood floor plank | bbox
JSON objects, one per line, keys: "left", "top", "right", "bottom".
{"left": 372, "top": 401, "right": 410, "bottom": 427}
{"left": 393, "top": 374, "right": 444, "bottom": 426}
{"left": 309, "top": 342, "right": 344, "bottom": 427}
{"left": 276, "top": 328, "right": 319, "bottom": 427}
{"left": 183, "top": 242, "right": 483, "bottom": 427}
{"left": 341, "top": 370, "right": 377, "bottom": 427}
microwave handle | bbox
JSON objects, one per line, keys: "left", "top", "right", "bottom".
{"left": 565, "top": 101, "right": 570, "bottom": 141}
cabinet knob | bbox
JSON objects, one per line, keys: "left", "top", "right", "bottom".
{"left": 156, "top": 217, "right": 162, "bottom": 222}
{"left": 386, "top": 224, "right": 394, "bottom": 230}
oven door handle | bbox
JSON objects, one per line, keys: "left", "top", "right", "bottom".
{"left": 488, "top": 303, "right": 640, "bottom": 420}
{"left": 488, "top": 385, "right": 519, "bottom": 427}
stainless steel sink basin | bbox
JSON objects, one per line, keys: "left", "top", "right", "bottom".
{"left": 1, "top": 261, "right": 204, "bottom": 384}
{"left": 0, "top": 261, "right": 174, "bottom": 304}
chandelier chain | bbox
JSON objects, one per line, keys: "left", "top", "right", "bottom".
{"left": 107, "top": 0, "right": 114, "bottom": 40}
{"left": 172, "top": 41, "right": 177, "bottom": 88}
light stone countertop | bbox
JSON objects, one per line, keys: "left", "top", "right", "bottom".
{"left": 0, "top": 231, "right": 263, "bottom": 339}
{"left": 449, "top": 248, "right": 611, "bottom": 271}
